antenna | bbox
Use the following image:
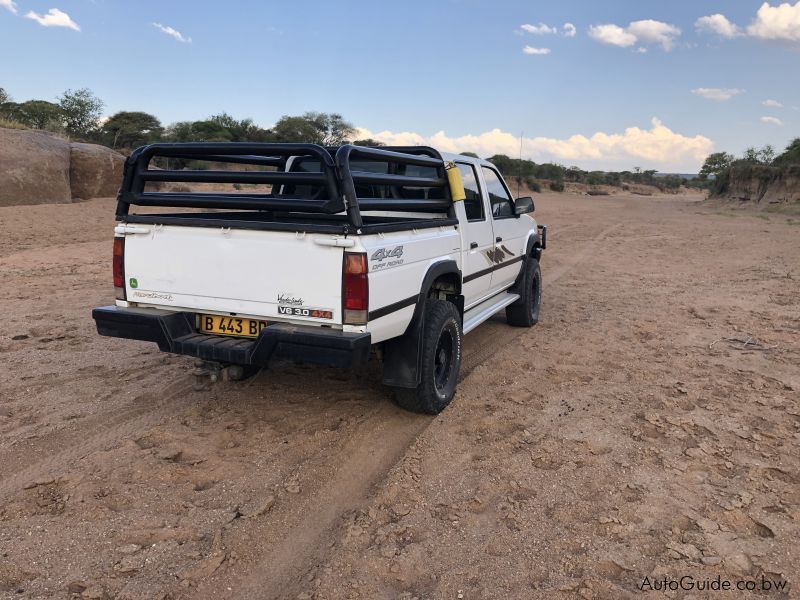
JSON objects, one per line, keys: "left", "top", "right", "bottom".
{"left": 517, "top": 131, "right": 523, "bottom": 197}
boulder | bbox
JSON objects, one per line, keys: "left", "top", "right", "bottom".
{"left": 0, "top": 127, "right": 71, "bottom": 207}
{"left": 69, "top": 142, "right": 125, "bottom": 201}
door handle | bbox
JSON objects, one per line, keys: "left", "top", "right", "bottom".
{"left": 495, "top": 237, "right": 503, "bottom": 243}
{"left": 470, "top": 242, "right": 478, "bottom": 249}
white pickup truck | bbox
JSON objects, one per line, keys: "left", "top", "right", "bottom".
{"left": 93, "top": 143, "right": 546, "bottom": 413}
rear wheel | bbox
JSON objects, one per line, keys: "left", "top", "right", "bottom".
{"left": 506, "top": 258, "right": 541, "bottom": 327}
{"left": 393, "top": 299, "right": 463, "bottom": 414}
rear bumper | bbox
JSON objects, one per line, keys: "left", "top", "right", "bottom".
{"left": 92, "top": 306, "right": 371, "bottom": 369}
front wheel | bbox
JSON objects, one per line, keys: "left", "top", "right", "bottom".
{"left": 393, "top": 299, "right": 463, "bottom": 414}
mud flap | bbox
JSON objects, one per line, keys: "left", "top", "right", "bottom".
{"left": 381, "top": 293, "right": 464, "bottom": 389}
{"left": 381, "top": 312, "right": 425, "bottom": 389}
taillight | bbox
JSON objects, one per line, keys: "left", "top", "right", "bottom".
{"left": 343, "top": 252, "right": 368, "bottom": 325}
{"left": 113, "top": 237, "right": 126, "bottom": 300}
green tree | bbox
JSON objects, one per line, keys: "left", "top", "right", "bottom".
{"left": 271, "top": 112, "right": 355, "bottom": 145}
{"left": 353, "top": 138, "right": 386, "bottom": 147}
{"left": 0, "top": 87, "right": 10, "bottom": 104}
{"left": 12, "top": 100, "right": 63, "bottom": 130}
{"left": 189, "top": 120, "right": 233, "bottom": 141}
{"left": 773, "top": 138, "right": 800, "bottom": 166}
{"left": 165, "top": 120, "right": 232, "bottom": 142}
{"left": 208, "top": 112, "right": 271, "bottom": 142}
{"left": 699, "top": 152, "right": 733, "bottom": 179}
{"left": 758, "top": 144, "right": 775, "bottom": 165}
{"left": 165, "top": 121, "right": 194, "bottom": 142}
{"left": 459, "top": 151, "right": 479, "bottom": 158}
{"left": 59, "top": 88, "right": 104, "bottom": 138}
{"left": 101, "top": 111, "right": 163, "bottom": 149}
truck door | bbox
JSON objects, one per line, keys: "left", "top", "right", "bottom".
{"left": 456, "top": 161, "right": 495, "bottom": 308}
{"left": 479, "top": 165, "right": 525, "bottom": 294}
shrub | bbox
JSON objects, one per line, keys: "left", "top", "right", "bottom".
{"left": 549, "top": 180, "right": 565, "bottom": 192}
{"left": 524, "top": 176, "right": 541, "bottom": 192}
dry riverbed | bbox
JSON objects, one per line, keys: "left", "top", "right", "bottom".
{"left": 0, "top": 191, "right": 798, "bottom": 599}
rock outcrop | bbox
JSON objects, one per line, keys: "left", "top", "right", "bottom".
{"left": 0, "top": 128, "right": 71, "bottom": 207}
{"left": 69, "top": 142, "right": 125, "bottom": 201}
{"left": 0, "top": 127, "right": 125, "bottom": 207}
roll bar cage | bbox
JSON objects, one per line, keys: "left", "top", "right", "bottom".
{"left": 116, "top": 143, "right": 453, "bottom": 229}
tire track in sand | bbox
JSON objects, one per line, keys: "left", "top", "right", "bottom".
{"left": 0, "top": 376, "right": 196, "bottom": 501}
{"left": 460, "top": 222, "right": 622, "bottom": 377}
{"left": 215, "top": 401, "right": 432, "bottom": 600}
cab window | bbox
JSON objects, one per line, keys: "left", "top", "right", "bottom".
{"left": 481, "top": 167, "right": 514, "bottom": 218}
{"left": 456, "top": 162, "right": 484, "bottom": 221}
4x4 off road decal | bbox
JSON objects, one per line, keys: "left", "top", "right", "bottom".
{"left": 371, "top": 246, "right": 404, "bottom": 261}
{"left": 370, "top": 245, "right": 404, "bottom": 271}
{"left": 485, "top": 245, "right": 514, "bottom": 264}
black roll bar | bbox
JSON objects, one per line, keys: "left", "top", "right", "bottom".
{"left": 117, "top": 142, "right": 453, "bottom": 230}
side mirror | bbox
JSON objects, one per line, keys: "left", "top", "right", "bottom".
{"left": 514, "top": 196, "right": 534, "bottom": 215}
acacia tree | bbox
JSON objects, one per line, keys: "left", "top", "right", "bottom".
{"left": 698, "top": 152, "right": 733, "bottom": 179}
{"left": 774, "top": 138, "right": 800, "bottom": 166}
{"left": 354, "top": 138, "right": 386, "bottom": 147}
{"left": 101, "top": 111, "right": 163, "bottom": 149}
{"left": 13, "top": 100, "right": 63, "bottom": 130}
{"left": 208, "top": 112, "right": 271, "bottom": 142}
{"left": 0, "top": 87, "right": 9, "bottom": 104}
{"left": 59, "top": 88, "right": 104, "bottom": 138}
{"left": 271, "top": 112, "right": 355, "bottom": 145}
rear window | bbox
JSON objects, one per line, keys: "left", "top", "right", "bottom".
{"left": 289, "top": 158, "right": 441, "bottom": 201}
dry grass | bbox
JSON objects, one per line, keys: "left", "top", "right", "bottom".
{"left": 0, "top": 118, "right": 29, "bottom": 130}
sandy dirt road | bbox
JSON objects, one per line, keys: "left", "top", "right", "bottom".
{"left": 0, "top": 192, "right": 798, "bottom": 599}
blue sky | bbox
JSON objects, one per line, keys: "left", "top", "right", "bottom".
{"left": 1, "top": 0, "right": 798, "bottom": 171}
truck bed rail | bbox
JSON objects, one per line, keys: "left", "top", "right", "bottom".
{"left": 116, "top": 142, "right": 454, "bottom": 230}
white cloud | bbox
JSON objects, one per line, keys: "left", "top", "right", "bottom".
{"left": 522, "top": 46, "right": 550, "bottom": 55}
{"left": 697, "top": 3, "right": 800, "bottom": 45}
{"left": 635, "top": 47, "right": 648, "bottom": 53}
{"left": 562, "top": 22, "right": 576, "bottom": 37}
{"left": 1, "top": 0, "right": 17, "bottom": 15}
{"left": 762, "top": 99, "right": 784, "bottom": 107}
{"left": 25, "top": 8, "right": 80, "bottom": 31}
{"left": 695, "top": 14, "right": 740, "bottom": 38}
{"left": 588, "top": 24, "right": 637, "bottom": 47}
{"left": 691, "top": 87, "right": 745, "bottom": 101}
{"left": 153, "top": 22, "right": 192, "bottom": 43}
{"left": 627, "top": 19, "right": 682, "bottom": 50}
{"left": 761, "top": 116, "right": 784, "bottom": 125}
{"left": 588, "top": 19, "right": 680, "bottom": 50}
{"left": 747, "top": 1, "right": 800, "bottom": 43}
{"left": 353, "top": 118, "right": 714, "bottom": 172}
{"left": 520, "top": 23, "right": 556, "bottom": 35}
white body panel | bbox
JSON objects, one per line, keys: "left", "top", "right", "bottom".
{"left": 122, "top": 225, "right": 345, "bottom": 326}
{"left": 360, "top": 226, "right": 461, "bottom": 343}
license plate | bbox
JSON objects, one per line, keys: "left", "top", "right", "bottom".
{"left": 198, "top": 314, "right": 268, "bottom": 338}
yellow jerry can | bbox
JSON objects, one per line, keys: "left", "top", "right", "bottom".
{"left": 444, "top": 161, "right": 466, "bottom": 202}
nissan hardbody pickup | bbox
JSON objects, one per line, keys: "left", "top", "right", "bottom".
{"left": 93, "top": 143, "right": 546, "bottom": 413}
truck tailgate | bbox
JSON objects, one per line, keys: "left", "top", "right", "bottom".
{"left": 122, "top": 225, "right": 344, "bottom": 325}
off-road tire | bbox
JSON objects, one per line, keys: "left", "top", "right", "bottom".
{"left": 506, "top": 258, "right": 541, "bottom": 327}
{"left": 393, "top": 300, "right": 463, "bottom": 415}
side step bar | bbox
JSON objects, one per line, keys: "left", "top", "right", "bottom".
{"left": 462, "top": 292, "right": 520, "bottom": 334}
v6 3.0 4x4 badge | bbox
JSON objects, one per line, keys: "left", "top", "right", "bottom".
{"left": 277, "top": 306, "right": 333, "bottom": 319}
